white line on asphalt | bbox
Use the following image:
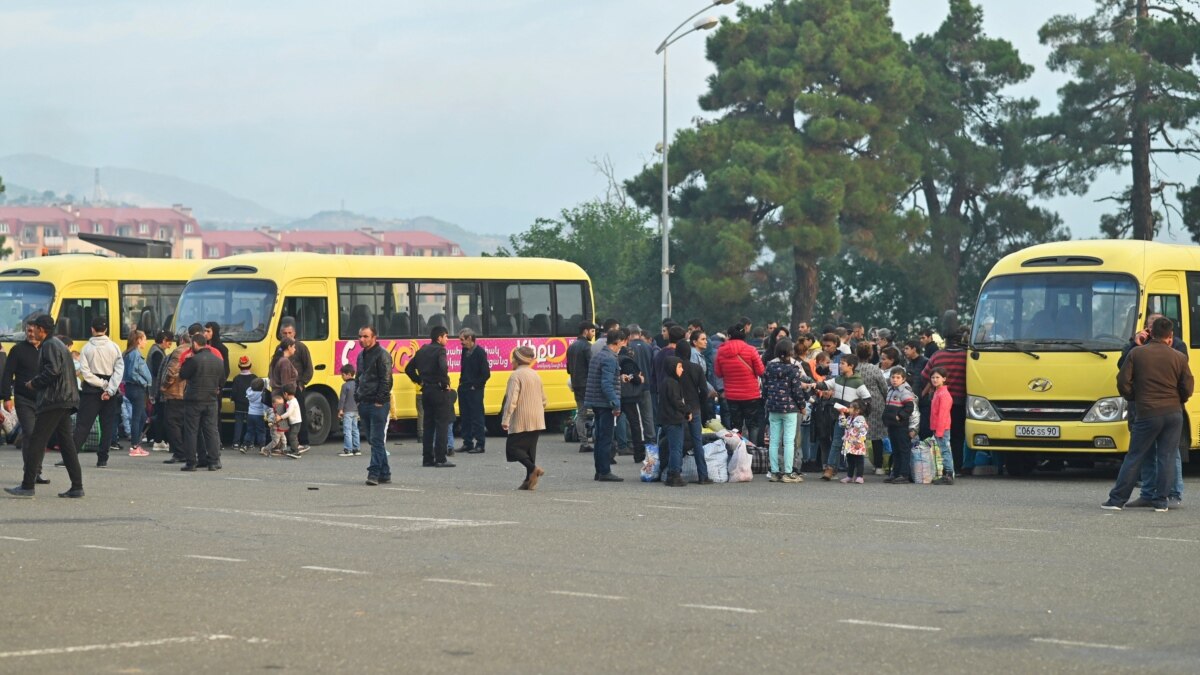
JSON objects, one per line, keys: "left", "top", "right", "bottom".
{"left": 464, "top": 492, "right": 503, "bottom": 497}
{"left": 185, "top": 555, "right": 246, "bottom": 563}
{"left": 839, "top": 619, "right": 941, "bottom": 632}
{"left": 425, "top": 578, "right": 494, "bottom": 587}
{"left": 183, "top": 506, "right": 516, "bottom": 532}
{"left": 760, "top": 512, "right": 802, "bottom": 517}
{"left": 79, "top": 545, "right": 127, "bottom": 551}
{"left": 0, "top": 536, "right": 37, "bottom": 542}
{"left": 272, "top": 511, "right": 518, "bottom": 525}
{"left": 224, "top": 477, "right": 262, "bottom": 482}
{"left": 549, "top": 591, "right": 625, "bottom": 601}
{"left": 383, "top": 487, "right": 424, "bottom": 492}
{"left": 873, "top": 519, "right": 922, "bottom": 525}
{"left": 1031, "top": 638, "right": 1130, "bottom": 651}
{"left": 551, "top": 498, "right": 594, "bottom": 504}
{"left": 1136, "top": 536, "right": 1199, "bottom": 544}
{"left": 995, "top": 527, "right": 1053, "bottom": 533}
{"left": 301, "top": 566, "right": 368, "bottom": 575}
{"left": 0, "top": 634, "right": 239, "bottom": 659}
{"left": 645, "top": 505, "right": 697, "bottom": 511}
{"left": 308, "top": 482, "right": 339, "bottom": 486}
{"left": 680, "top": 604, "right": 759, "bottom": 614}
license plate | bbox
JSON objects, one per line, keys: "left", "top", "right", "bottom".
{"left": 1015, "top": 425, "right": 1060, "bottom": 438}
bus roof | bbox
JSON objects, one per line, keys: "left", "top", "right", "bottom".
{"left": 0, "top": 254, "right": 206, "bottom": 282}
{"left": 986, "top": 240, "right": 1200, "bottom": 280}
{"left": 189, "top": 252, "right": 591, "bottom": 282}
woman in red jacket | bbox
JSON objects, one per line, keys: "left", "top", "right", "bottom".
{"left": 715, "top": 323, "right": 765, "bottom": 444}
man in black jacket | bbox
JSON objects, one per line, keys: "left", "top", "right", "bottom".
{"left": 5, "top": 314, "right": 83, "bottom": 498}
{"left": 1, "top": 321, "right": 49, "bottom": 485}
{"left": 456, "top": 328, "right": 490, "bottom": 454}
{"left": 180, "top": 334, "right": 224, "bottom": 471}
{"left": 406, "top": 326, "right": 455, "bottom": 468}
{"left": 565, "top": 321, "right": 596, "bottom": 451}
{"left": 271, "top": 319, "right": 315, "bottom": 449}
{"left": 355, "top": 325, "right": 393, "bottom": 486}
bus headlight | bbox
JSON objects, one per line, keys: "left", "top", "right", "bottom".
{"left": 1083, "top": 397, "right": 1127, "bottom": 423}
{"left": 967, "top": 395, "right": 1001, "bottom": 422}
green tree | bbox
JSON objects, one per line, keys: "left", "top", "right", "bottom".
{"left": 0, "top": 175, "right": 10, "bottom": 260}
{"left": 629, "top": 0, "right": 925, "bottom": 325}
{"left": 1037, "top": 0, "right": 1200, "bottom": 240}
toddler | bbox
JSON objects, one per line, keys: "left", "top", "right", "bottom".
{"left": 244, "top": 377, "right": 268, "bottom": 451}
{"left": 840, "top": 399, "right": 870, "bottom": 484}
{"left": 261, "top": 393, "right": 289, "bottom": 457}
{"left": 282, "top": 385, "right": 303, "bottom": 458}
{"left": 338, "top": 364, "right": 360, "bottom": 457}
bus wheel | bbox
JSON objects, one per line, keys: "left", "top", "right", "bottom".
{"left": 305, "top": 390, "right": 333, "bottom": 446}
{"left": 1003, "top": 453, "right": 1037, "bottom": 477}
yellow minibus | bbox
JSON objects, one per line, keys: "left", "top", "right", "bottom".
{"left": 966, "top": 240, "right": 1198, "bottom": 475}
{"left": 173, "top": 252, "right": 594, "bottom": 444}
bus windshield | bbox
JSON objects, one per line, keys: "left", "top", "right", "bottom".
{"left": 175, "top": 279, "right": 276, "bottom": 343}
{"left": 0, "top": 281, "right": 54, "bottom": 340}
{"left": 972, "top": 272, "right": 1138, "bottom": 350}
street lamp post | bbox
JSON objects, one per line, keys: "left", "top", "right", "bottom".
{"left": 655, "top": 0, "right": 732, "bottom": 322}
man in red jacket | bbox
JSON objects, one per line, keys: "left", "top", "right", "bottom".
{"left": 715, "top": 322, "right": 765, "bottom": 445}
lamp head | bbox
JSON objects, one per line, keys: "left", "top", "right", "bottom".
{"left": 694, "top": 16, "right": 719, "bottom": 30}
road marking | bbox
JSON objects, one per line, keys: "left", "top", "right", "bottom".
{"left": 185, "top": 555, "right": 246, "bottom": 563}
{"left": 548, "top": 590, "right": 626, "bottom": 601}
{"left": 645, "top": 505, "right": 697, "bottom": 511}
{"left": 1136, "top": 536, "right": 1199, "bottom": 544}
{"left": 995, "top": 527, "right": 1053, "bottom": 533}
{"left": 425, "top": 578, "right": 494, "bottom": 587}
{"left": 551, "top": 498, "right": 594, "bottom": 504}
{"left": 80, "top": 545, "right": 127, "bottom": 551}
{"left": 301, "top": 566, "right": 368, "bottom": 575}
{"left": 0, "top": 634, "right": 239, "bottom": 659}
{"left": 184, "top": 506, "right": 515, "bottom": 533}
{"left": 308, "top": 482, "right": 339, "bottom": 486}
{"left": 873, "top": 519, "right": 922, "bottom": 525}
{"left": 839, "top": 619, "right": 941, "bottom": 632}
{"left": 1031, "top": 638, "right": 1130, "bottom": 651}
{"left": 464, "top": 492, "right": 503, "bottom": 497}
{"left": 384, "top": 487, "right": 424, "bottom": 492}
{"left": 223, "top": 477, "right": 262, "bottom": 482}
{"left": 0, "top": 536, "right": 37, "bottom": 542}
{"left": 759, "top": 512, "right": 801, "bottom": 517}
{"left": 680, "top": 604, "right": 759, "bottom": 614}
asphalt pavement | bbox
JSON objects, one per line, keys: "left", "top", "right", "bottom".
{"left": 1, "top": 434, "right": 1198, "bottom": 674}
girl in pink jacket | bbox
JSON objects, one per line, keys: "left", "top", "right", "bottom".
{"left": 928, "top": 367, "right": 955, "bottom": 485}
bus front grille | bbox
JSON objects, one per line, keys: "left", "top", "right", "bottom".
{"left": 991, "top": 400, "right": 1091, "bottom": 422}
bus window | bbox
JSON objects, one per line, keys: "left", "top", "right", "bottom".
{"left": 554, "top": 282, "right": 586, "bottom": 335}
{"left": 415, "top": 283, "right": 448, "bottom": 336}
{"left": 1147, "top": 294, "right": 1183, "bottom": 342}
{"left": 486, "top": 282, "right": 518, "bottom": 336}
{"left": 337, "top": 281, "right": 413, "bottom": 338}
{"left": 971, "top": 273, "right": 1136, "bottom": 349}
{"left": 1187, "top": 273, "right": 1200, "bottom": 348}
{"left": 175, "top": 279, "right": 275, "bottom": 342}
{"left": 57, "top": 298, "right": 108, "bottom": 341}
{"left": 282, "top": 297, "right": 329, "bottom": 342}
{"left": 120, "top": 282, "right": 186, "bottom": 338}
{"left": 0, "top": 281, "right": 53, "bottom": 340}
{"left": 449, "top": 282, "right": 481, "bottom": 334}
{"left": 522, "top": 283, "right": 552, "bottom": 335}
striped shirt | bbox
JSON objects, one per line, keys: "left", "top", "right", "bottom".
{"left": 922, "top": 348, "right": 967, "bottom": 402}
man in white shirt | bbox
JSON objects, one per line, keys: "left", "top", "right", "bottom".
{"left": 73, "top": 317, "right": 124, "bottom": 468}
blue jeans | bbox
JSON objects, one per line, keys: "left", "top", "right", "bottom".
{"left": 826, "top": 419, "right": 847, "bottom": 471}
{"left": 685, "top": 414, "right": 709, "bottom": 480}
{"left": 1111, "top": 412, "right": 1181, "bottom": 507}
{"left": 935, "top": 435, "right": 956, "bottom": 476}
{"left": 797, "top": 423, "right": 816, "bottom": 466}
{"left": 360, "top": 402, "right": 390, "bottom": 479}
{"left": 457, "top": 385, "right": 486, "bottom": 449}
{"left": 233, "top": 410, "right": 248, "bottom": 448}
{"left": 1139, "top": 445, "right": 1184, "bottom": 501}
{"left": 125, "top": 384, "right": 147, "bottom": 447}
{"left": 769, "top": 411, "right": 798, "bottom": 474}
{"left": 592, "top": 406, "right": 616, "bottom": 476}
{"left": 342, "top": 412, "right": 360, "bottom": 452}
{"left": 244, "top": 415, "right": 267, "bottom": 448}
{"left": 662, "top": 423, "right": 684, "bottom": 477}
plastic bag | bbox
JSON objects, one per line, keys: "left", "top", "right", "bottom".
{"left": 703, "top": 440, "right": 729, "bottom": 483}
{"left": 640, "top": 443, "right": 661, "bottom": 482}
{"left": 704, "top": 418, "right": 726, "bottom": 433}
{"left": 680, "top": 454, "right": 700, "bottom": 483}
{"left": 911, "top": 438, "right": 935, "bottom": 484}
{"left": 726, "top": 436, "right": 753, "bottom": 483}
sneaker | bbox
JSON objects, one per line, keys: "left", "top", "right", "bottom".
{"left": 1100, "top": 500, "right": 1124, "bottom": 510}
{"left": 339, "top": 451, "right": 354, "bottom": 457}
{"left": 781, "top": 473, "right": 803, "bottom": 483}
{"left": 821, "top": 467, "right": 834, "bottom": 481}
{"left": 854, "top": 477, "right": 864, "bottom": 484}
{"left": 891, "top": 476, "right": 912, "bottom": 484}
{"left": 285, "top": 451, "right": 302, "bottom": 459}
{"left": 1154, "top": 504, "right": 1170, "bottom": 512}
{"left": 353, "top": 450, "right": 362, "bottom": 456}
{"left": 768, "top": 472, "right": 782, "bottom": 482}
{"left": 883, "top": 475, "right": 896, "bottom": 483}
{"left": 840, "top": 477, "right": 851, "bottom": 484}
{"left": 296, "top": 445, "right": 310, "bottom": 455}
{"left": 1168, "top": 497, "right": 1183, "bottom": 509}
{"left": 874, "top": 468, "right": 884, "bottom": 475}
{"left": 237, "top": 445, "right": 248, "bottom": 455}
{"left": 1125, "top": 497, "right": 1153, "bottom": 508}
{"left": 935, "top": 475, "right": 955, "bottom": 485}
{"left": 365, "top": 475, "right": 380, "bottom": 486}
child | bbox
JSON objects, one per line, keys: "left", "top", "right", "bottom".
{"left": 230, "top": 356, "right": 257, "bottom": 453}
{"left": 261, "top": 392, "right": 289, "bottom": 457}
{"left": 338, "top": 364, "right": 360, "bottom": 457}
{"left": 657, "top": 357, "right": 691, "bottom": 487}
{"left": 882, "top": 367, "right": 919, "bottom": 484}
{"left": 815, "top": 353, "right": 871, "bottom": 480}
{"left": 928, "top": 367, "right": 955, "bottom": 485}
{"left": 840, "top": 399, "right": 870, "bottom": 484}
{"left": 244, "top": 377, "right": 268, "bottom": 451}
{"left": 282, "top": 385, "right": 303, "bottom": 458}
{"left": 764, "top": 340, "right": 806, "bottom": 483}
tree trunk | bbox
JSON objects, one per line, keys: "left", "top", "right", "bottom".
{"left": 1130, "top": 0, "right": 1154, "bottom": 241}
{"left": 791, "top": 248, "right": 819, "bottom": 324}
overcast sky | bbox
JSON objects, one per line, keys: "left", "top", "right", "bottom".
{"left": 1, "top": 0, "right": 1195, "bottom": 240}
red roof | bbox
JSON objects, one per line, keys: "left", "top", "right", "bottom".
{"left": 74, "top": 207, "right": 194, "bottom": 225}
{"left": 0, "top": 206, "right": 76, "bottom": 224}
{"left": 379, "top": 230, "right": 454, "bottom": 247}
{"left": 200, "top": 230, "right": 279, "bottom": 247}
{"left": 279, "top": 230, "right": 380, "bottom": 247}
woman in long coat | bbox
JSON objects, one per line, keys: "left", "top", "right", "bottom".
{"left": 502, "top": 346, "right": 548, "bottom": 490}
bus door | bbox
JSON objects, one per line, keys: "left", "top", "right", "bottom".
{"left": 280, "top": 281, "right": 330, "bottom": 371}
{"left": 56, "top": 281, "right": 111, "bottom": 344}
{"left": 1145, "top": 271, "right": 1184, "bottom": 341}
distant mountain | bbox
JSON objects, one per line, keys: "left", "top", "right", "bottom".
{"left": 0, "top": 153, "right": 284, "bottom": 223}
{"left": 274, "top": 211, "right": 508, "bottom": 256}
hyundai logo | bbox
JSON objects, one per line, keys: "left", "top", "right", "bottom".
{"left": 1028, "top": 378, "right": 1053, "bottom": 392}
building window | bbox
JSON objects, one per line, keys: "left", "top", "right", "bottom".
{"left": 394, "top": 246, "right": 404, "bottom": 255}
{"left": 335, "top": 246, "right": 345, "bottom": 255}
{"left": 184, "top": 250, "right": 194, "bottom": 259}
{"left": 208, "top": 247, "right": 219, "bottom": 258}
{"left": 69, "top": 223, "right": 79, "bottom": 234}
{"left": 157, "top": 228, "right": 168, "bottom": 240}
{"left": 93, "top": 224, "right": 103, "bottom": 233}
{"left": 184, "top": 223, "right": 194, "bottom": 234}
{"left": 21, "top": 250, "right": 33, "bottom": 259}
{"left": 0, "top": 223, "right": 7, "bottom": 234}
{"left": 375, "top": 246, "right": 384, "bottom": 256}
{"left": 139, "top": 222, "right": 149, "bottom": 234}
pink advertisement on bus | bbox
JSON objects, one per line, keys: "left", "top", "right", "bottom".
{"left": 335, "top": 337, "right": 570, "bottom": 374}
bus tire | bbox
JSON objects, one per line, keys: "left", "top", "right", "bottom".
{"left": 305, "top": 390, "right": 334, "bottom": 446}
{"left": 1003, "top": 453, "right": 1037, "bottom": 477}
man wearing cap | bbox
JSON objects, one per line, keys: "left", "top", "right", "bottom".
{"left": 1, "top": 320, "right": 50, "bottom": 486}
{"left": 5, "top": 314, "right": 84, "bottom": 498}
{"left": 73, "top": 317, "right": 124, "bottom": 468}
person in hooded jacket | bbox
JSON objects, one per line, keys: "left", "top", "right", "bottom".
{"left": 674, "top": 340, "right": 712, "bottom": 484}
{"left": 617, "top": 333, "right": 647, "bottom": 464}
{"left": 657, "top": 356, "right": 691, "bottom": 488}
{"left": 714, "top": 323, "right": 765, "bottom": 445}
{"left": 764, "top": 340, "right": 807, "bottom": 483}
{"left": 882, "top": 366, "right": 919, "bottom": 483}
{"left": 73, "top": 317, "right": 125, "bottom": 468}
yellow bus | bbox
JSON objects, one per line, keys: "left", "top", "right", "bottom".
{"left": 173, "top": 252, "right": 594, "bottom": 444}
{"left": 0, "top": 254, "right": 205, "bottom": 351}
{"left": 966, "top": 239, "right": 1199, "bottom": 475}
